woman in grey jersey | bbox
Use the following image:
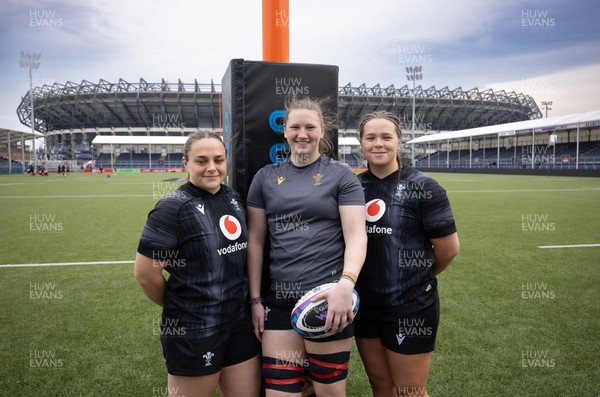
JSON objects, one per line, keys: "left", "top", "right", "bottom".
{"left": 134, "top": 131, "right": 260, "bottom": 397}
{"left": 246, "top": 97, "right": 367, "bottom": 397}
{"left": 356, "top": 111, "right": 459, "bottom": 397}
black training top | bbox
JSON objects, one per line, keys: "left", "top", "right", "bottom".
{"left": 137, "top": 182, "right": 249, "bottom": 338}
{"left": 356, "top": 166, "right": 456, "bottom": 312}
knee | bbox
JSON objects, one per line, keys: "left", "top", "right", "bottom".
{"left": 307, "top": 351, "right": 350, "bottom": 385}
{"left": 262, "top": 356, "right": 306, "bottom": 394}
{"left": 367, "top": 377, "right": 395, "bottom": 396}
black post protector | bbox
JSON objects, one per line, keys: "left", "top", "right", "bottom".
{"left": 221, "top": 59, "right": 339, "bottom": 200}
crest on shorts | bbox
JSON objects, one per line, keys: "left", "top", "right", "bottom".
{"left": 203, "top": 351, "right": 214, "bottom": 366}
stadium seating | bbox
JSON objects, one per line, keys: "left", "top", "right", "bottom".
{"left": 415, "top": 142, "right": 600, "bottom": 169}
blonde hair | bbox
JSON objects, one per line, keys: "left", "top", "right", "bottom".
{"left": 283, "top": 96, "right": 337, "bottom": 158}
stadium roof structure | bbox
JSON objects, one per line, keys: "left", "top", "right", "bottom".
{"left": 91, "top": 133, "right": 362, "bottom": 147}
{"left": 0, "top": 128, "right": 44, "bottom": 171}
{"left": 337, "top": 82, "right": 541, "bottom": 131}
{"left": 17, "top": 78, "right": 543, "bottom": 135}
{"left": 0, "top": 127, "right": 43, "bottom": 148}
{"left": 406, "top": 110, "right": 600, "bottom": 144}
{"left": 92, "top": 135, "right": 188, "bottom": 145}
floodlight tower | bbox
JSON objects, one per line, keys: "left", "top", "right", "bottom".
{"left": 406, "top": 65, "right": 423, "bottom": 167}
{"left": 541, "top": 101, "right": 553, "bottom": 118}
{"left": 19, "top": 51, "right": 41, "bottom": 168}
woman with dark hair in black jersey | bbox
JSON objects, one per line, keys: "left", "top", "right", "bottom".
{"left": 355, "top": 111, "right": 460, "bottom": 397}
{"left": 134, "top": 131, "right": 261, "bottom": 397}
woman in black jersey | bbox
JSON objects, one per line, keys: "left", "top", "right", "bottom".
{"left": 355, "top": 111, "right": 460, "bottom": 397}
{"left": 134, "top": 131, "right": 261, "bottom": 397}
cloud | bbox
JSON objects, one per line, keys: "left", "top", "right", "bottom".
{"left": 485, "top": 63, "right": 600, "bottom": 115}
{"left": 1, "top": 0, "right": 598, "bottom": 132}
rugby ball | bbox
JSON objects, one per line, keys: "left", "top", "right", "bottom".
{"left": 291, "top": 283, "right": 360, "bottom": 339}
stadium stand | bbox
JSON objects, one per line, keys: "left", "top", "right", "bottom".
{"left": 410, "top": 110, "right": 600, "bottom": 170}
{"left": 15, "top": 78, "right": 541, "bottom": 163}
{"left": 6, "top": 79, "right": 599, "bottom": 174}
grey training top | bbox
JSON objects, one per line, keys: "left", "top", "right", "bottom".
{"left": 247, "top": 155, "right": 365, "bottom": 295}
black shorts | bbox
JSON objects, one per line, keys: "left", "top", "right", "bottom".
{"left": 160, "top": 315, "right": 260, "bottom": 376}
{"left": 354, "top": 300, "right": 440, "bottom": 354}
{"left": 264, "top": 291, "right": 354, "bottom": 342}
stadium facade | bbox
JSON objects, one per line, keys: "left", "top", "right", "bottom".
{"left": 16, "top": 78, "right": 542, "bottom": 163}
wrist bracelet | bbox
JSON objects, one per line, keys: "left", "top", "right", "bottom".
{"left": 249, "top": 297, "right": 264, "bottom": 305}
{"left": 341, "top": 271, "right": 357, "bottom": 284}
{"left": 340, "top": 274, "right": 356, "bottom": 286}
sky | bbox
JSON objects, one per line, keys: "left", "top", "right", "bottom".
{"left": 1, "top": 0, "right": 599, "bottom": 133}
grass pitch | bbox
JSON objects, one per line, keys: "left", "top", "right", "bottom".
{"left": 0, "top": 171, "right": 598, "bottom": 396}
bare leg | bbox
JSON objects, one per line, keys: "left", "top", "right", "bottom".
{"left": 219, "top": 355, "right": 261, "bottom": 397}
{"left": 385, "top": 349, "right": 432, "bottom": 397}
{"left": 166, "top": 372, "right": 219, "bottom": 397}
{"left": 356, "top": 338, "right": 396, "bottom": 397}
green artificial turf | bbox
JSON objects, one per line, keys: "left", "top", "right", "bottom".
{"left": 0, "top": 172, "right": 598, "bottom": 396}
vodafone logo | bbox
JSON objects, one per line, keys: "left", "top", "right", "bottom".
{"left": 219, "top": 215, "right": 242, "bottom": 240}
{"left": 365, "top": 199, "right": 386, "bottom": 222}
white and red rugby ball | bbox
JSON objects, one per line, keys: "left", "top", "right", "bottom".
{"left": 291, "top": 283, "right": 360, "bottom": 339}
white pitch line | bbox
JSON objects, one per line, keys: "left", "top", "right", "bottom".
{"left": 0, "top": 195, "right": 152, "bottom": 199}
{"left": 0, "top": 260, "right": 134, "bottom": 268}
{"left": 538, "top": 244, "right": 600, "bottom": 249}
{"left": 449, "top": 188, "right": 600, "bottom": 193}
